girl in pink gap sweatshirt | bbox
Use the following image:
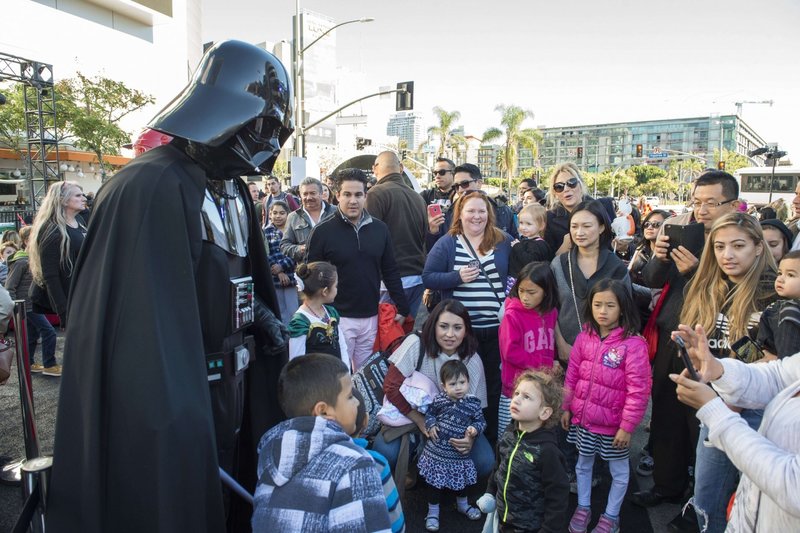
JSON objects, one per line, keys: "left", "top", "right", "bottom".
{"left": 561, "top": 279, "right": 651, "bottom": 533}
{"left": 498, "top": 262, "right": 558, "bottom": 432}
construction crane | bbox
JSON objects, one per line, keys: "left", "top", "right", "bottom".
{"left": 735, "top": 100, "right": 774, "bottom": 115}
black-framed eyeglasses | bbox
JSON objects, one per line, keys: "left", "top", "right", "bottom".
{"left": 457, "top": 178, "right": 477, "bottom": 189}
{"left": 433, "top": 169, "right": 452, "bottom": 177}
{"left": 553, "top": 177, "right": 579, "bottom": 193}
{"left": 643, "top": 221, "right": 663, "bottom": 229}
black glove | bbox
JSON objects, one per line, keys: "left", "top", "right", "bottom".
{"left": 251, "top": 296, "right": 289, "bottom": 358}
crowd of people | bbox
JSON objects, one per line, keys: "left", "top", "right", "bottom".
{"left": 236, "top": 156, "right": 800, "bottom": 533}
{"left": 4, "top": 41, "right": 798, "bottom": 533}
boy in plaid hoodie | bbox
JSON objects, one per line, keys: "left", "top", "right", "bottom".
{"left": 252, "top": 353, "right": 391, "bottom": 532}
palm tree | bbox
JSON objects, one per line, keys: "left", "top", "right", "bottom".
{"left": 428, "top": 107, "right": 462, "bottom": 159}
{"left": 482, "top": 105, "right": 542, "bottom": 194}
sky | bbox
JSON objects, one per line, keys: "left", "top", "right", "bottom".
{"left": 134, "top": 1, "right": 800, "bottom": 159}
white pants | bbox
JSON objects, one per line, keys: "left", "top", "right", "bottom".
{"left": 338, "top": 315, "right": 378, "bottom": 371}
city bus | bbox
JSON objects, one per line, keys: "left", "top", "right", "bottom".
{"left": 735, "top": 166, "right": 800, "bottom": 207}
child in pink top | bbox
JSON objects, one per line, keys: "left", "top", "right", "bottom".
{"left": 498, "top": 262, "right": 558, "bottom": 432}
{"left": 561, "top": 279, "right": 651, "bottom": 533}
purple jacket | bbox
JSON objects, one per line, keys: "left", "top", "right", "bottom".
{"left": 563, "top": 327, "right": 651, "bottom": 436}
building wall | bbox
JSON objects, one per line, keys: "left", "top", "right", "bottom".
{"left": 537, "top": 115, "right": 768, "bottom": 172}
{"left": 386, "top": 111, "right": 423, "bottom": 152}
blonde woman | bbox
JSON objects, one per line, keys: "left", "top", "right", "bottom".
{"left": 544, "top": 163, "right": 592, "bottom": 256}
{"left": 28, "top": 182, "right": 87, "bottom": 375}
{"left": 679, "top": 211, "right": 777, "bottom": 533}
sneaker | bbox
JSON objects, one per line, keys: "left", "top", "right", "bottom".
{"left": 30, "top": 364, "right": 44, "bottom": 373}
{"left": 636, "top": 455, "right": 655, "bottom": 476}
{"left": 42, "top": 365, "right": 62, "bottom": 377}
{"left": 568, "top": 506, "right": 591, "bottom": 533}
{"left": 591, "top": 514, "right": 620, "bottom": 533}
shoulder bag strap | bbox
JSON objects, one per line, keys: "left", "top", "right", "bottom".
{"left": 415, "top": 332, "right": 425, "bottom": 371}
{"left": 567, "top": 251, "right": 583, "bottom": 332}
{"left": 461, "top": 236, "right": 503, "bottom": 306}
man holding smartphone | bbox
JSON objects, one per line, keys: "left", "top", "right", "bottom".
{"left": 632, "top": 171, "right": 740, "bottom": 528}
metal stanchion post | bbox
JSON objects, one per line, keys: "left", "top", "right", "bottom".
{"left": 22, "top": 456, "right": 52, "bottom": 533}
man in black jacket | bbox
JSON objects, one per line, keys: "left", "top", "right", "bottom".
{"left": 421, "top": 156, "right": 456, "bottom": 208}
{"left": 366, "top": 151, "right": 427, "bottom": 320}
{"left": 307, "top": 168, "right": 409, "bottom": 370}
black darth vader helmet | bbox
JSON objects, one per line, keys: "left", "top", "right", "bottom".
{"left": 149, "top": 40, "right": 293, "bottom": 175}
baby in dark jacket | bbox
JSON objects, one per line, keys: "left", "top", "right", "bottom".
{"left": 507, "top": 204, "right": 553, "bottom": 293}
{"left": 477, "top": 369, "right": 569, "bottom": 532}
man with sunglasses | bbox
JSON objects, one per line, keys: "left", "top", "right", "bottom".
{"left": 426, "top": 163, "right": 517, "bottom": 249}
{"left": 632, "top": 171, "right": 740, "bottom": 531}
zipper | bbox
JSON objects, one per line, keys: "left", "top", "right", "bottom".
{"left": 579, "top": 337, "right": 602, "bottom": 428}
{"left": 502, "top": 430, "right": 526, "bottom": 523}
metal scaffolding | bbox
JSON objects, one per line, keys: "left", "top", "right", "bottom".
{"left": 0, "top": 51, "right": 60, "bottom": 208}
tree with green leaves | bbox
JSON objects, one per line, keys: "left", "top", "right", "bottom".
{"left": 626, "top": 164, "right": 667, "bottom": 184}
{"left": 428, "top": 107, "right": 466, "bottom": 161}
{"left": 715, "top": 148, "right": 751, "bottom": 174}
{"left": 57, "top": 72, "right": 154, "bottom": 181}
{"left": 667, "top": 158, "right": 705, "bottom": 202}
{"left": 482, "top": 105, "right": 542, "bottom": 194}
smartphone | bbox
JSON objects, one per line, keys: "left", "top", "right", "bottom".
{"left": 674, "top": 336, "right": 700, "bottom": 381}
{"left": 664, "top": 223, "right": 705, "bottom": 257}
{"left": 467, "top": 259, "right": 480, "bottom": 270}
{"left": 427, "top": 203, "right": 442, "bottom": 218}
{"left": 730, "top": 336, "right": 764, "bottom": 364}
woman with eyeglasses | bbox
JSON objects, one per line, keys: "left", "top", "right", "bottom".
{"left": 544, "top": 163, "right": 592, "bottom": 256}
{"left": 423, "top": 191, "right": 514, "bottom": 444}
{"left": 27, "top": 181, "right": 88, "bottom": 376}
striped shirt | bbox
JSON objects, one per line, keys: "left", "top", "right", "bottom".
{"left": 452, "top": 238, "right": 504, "bottom": 328}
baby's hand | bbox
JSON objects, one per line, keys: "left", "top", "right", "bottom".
{"left": 476, "top": 493, "right": 496, "bottom": 513}
{"left": 428, "top": 426, "right": 439, "bottom": 442}
{"left": 466, "top": 426, "right": 478, "bottom": 438}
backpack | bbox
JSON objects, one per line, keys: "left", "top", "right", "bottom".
{"left": 352, "top": 331, "right": 424, "bottom": 438}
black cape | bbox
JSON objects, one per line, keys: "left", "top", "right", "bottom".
{"left": 46, "top": 145, "right": 285, "bottom": 532}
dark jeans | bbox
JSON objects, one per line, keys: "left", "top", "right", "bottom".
{"left": 475, "top": 326, "right": 501, "bottom": 445}
{"left": 650, "top": 331, "right": 699, "bottom": 498}
{"left": 27, "top": 312, "right": 57, "bottom": 368}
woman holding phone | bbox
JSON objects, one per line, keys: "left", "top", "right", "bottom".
{"left": 679, "top": 212, "right": 778, "bottom": 533}
{"left": 670, "top": 323, "right": 800, "bottom": 533}
{"left": 423, "top": 191, "right": 513, "bottom": 443}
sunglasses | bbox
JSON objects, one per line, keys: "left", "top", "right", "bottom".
{"left": 643, "top": 221, "right": 663, "bottom": 229}
{"left": 457, "top": 178, "right": 477, "bottom": 189}
{"left": 553, "top": 177, "right": 579, "bottom": 193}
{"left": 433, "top": 169, "right": 452, "bottom": 177}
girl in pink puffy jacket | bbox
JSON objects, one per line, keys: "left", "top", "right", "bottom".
{"left": 561, "top": 279, "right": 652, "bottom": 533}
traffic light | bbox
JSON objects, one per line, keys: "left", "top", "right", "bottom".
{"left": 636, "top": 144, "right": 643, "bottom": 158}
{"left": 718, "top": 161, "right": 726, "bottom": 170}
{"left": 396, "top": 81, "right": 414, "bottom": 111}
{"left": 577, "top": 147, "right": 583, "bottom": 159}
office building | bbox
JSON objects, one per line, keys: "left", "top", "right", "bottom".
{"left": 387, "top": 111, "right": 424, "bottom": 151}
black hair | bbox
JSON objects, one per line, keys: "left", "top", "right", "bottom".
{"left": 643, "top": 209, "right": 670, "bottom": 225}
{"left": 694, "top": 170, "right": 739, "bottom": 201}
{"left": 568, "top": 200, "right": 613, "bottom": 249}
{"left": 336, "top": 168, "right": 368, "bottom": 192}
{"left": 421, "top": 299, "right": 478, "bottom": 361}
{"left": 295, "top": 261, "right": 337, "bottom": 297}
{"left": 278, "top": 353, "right": 349, "bottom": 418}
{"left": 453, "top": 163, "right": 482, "bottom": 181}
{"left": 352, "top": 386, "right": 368, "bottom": 437}
{"left": 759, "top": 206, "right": 777, "bottom": 220}
{"left": 519, "top": 178, "right": 537, "bottom": 189}
{"left": 439, "top": 359, "right": 470, "bottom": 385}
{"left": 583, "top": 279, "right": 640, "bottom": 337}
{"left": 509, "top": 261, "right": 558, "bottom": 313}
{"left": 436, "top": 156, "right": 455, "bottom": 169}
{"left": 269, "top": 200, "right": 290, "bottom": 213}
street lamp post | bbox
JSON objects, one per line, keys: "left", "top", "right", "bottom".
{"left": 292, "top": 4, "right": 373, "bottom": 159}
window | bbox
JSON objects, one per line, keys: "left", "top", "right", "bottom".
{"left": 741, "top": 175, "right": 797, "bottom": 193}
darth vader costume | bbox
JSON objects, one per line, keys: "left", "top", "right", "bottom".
{"left": 46, "top": 41, "right": 293, "bottom": 533}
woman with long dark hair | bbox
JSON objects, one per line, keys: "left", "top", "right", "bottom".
{"left": 371, "top": 299, "right": 493, "bottom": 479}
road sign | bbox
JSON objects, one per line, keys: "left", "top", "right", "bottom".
{"left": 649, "top": 152, "right": 669, "bottom": 158}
